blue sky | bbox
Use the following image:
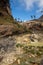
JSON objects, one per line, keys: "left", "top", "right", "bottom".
{"left": 10, "top": 0, "right": 43, "bottom": 21}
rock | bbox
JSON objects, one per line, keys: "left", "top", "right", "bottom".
{"left": 40, "top": 59, "right": 43, "bottom": 65}
{"left": 0, "top": 0, "right": 11, "bottom": 16}
{"left": 0, "top": 56, "right": 3, "bottom": 62}
{"left": 30, "top": 34, "right": 40, "bottom": 43}
{"left": 17, "top": 59, "right": 20, "bottom": 64}
{"left": 0, "top": 37, "right": 16, "bottom": 52}
{"left": 16, "top": 47, "right": 24, "bottom": 55}
{"left": 0, "top": 25, "right": 14, "bottom": 37}
{"left": 1, "top": 52, "right": 17, "bottom": 65}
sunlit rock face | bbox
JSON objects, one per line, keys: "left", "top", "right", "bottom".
{"left": 0, "top": 0, "right": 11, "bottom": 16}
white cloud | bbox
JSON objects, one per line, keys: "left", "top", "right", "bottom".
{"left": 18, "top": 0, "right": 43, "bottom": 12}
{"left": 36, "top": 0, "right": 43, "bottom": 13}
{"left": 36, "top": 9, "right": 42, "bottom": 13}
{"left": 23, "top": 0, "right": 34, "bottom": 10}
{"left": 19, "top": 0, "right": 36, "bottom": 10}
{"left": 39, "top": 0, "right": 43, "bottom": 9}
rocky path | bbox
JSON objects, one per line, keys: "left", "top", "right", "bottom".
{"left": 0, "top": 33, "right": 43, "bottom": 65}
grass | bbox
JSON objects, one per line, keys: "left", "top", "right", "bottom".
{"left": 28, "top": 42, "right": 43, "bottom": 47}
{"left": 0, "top": 15, "right": 15, "bottom": 24}
{"left": 16, "top": 41, "right": 43, "bottom": 48}
{"left": 18, "top": 45, "right": 43, "bottom": 65}
{"left": 5, "top": 42, "right": 43, "bottom": 65}
{"left": 0, "top": 15, "right": 26, "bottom": 35}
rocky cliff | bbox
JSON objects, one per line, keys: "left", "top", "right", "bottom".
{"left": 0, "top": 0, "right": 11, "bottom": 16}
{"left": 22, "top": 15, "right": 43, "bottom": 33}
{"left": 0, "top": 0, "right": 25, "bottom": 36}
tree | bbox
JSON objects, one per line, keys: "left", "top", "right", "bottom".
{"left": 18, "top": 18, "right": 20, "bottom": 21}
{"left": 31, "top": 16, "right": 33, "bottom": 20}
{"left": 15, "top": 18, "right": 17, "bottom": 22}
{"left": 41, "top": 11, "right": 43, "bottom": 15}
{"left": 34, "top": 15, "right": 36, "bottom": 19}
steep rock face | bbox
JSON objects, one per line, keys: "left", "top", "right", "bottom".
{"left": 0, "top": 0, "right": 14, "bottom": 36}
{"left": 0, "top": 0, "right": 11, "bottom": 16}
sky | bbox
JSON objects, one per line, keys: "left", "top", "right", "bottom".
{"left": 10, "top": 0, "right": 43, "bottom": 22}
